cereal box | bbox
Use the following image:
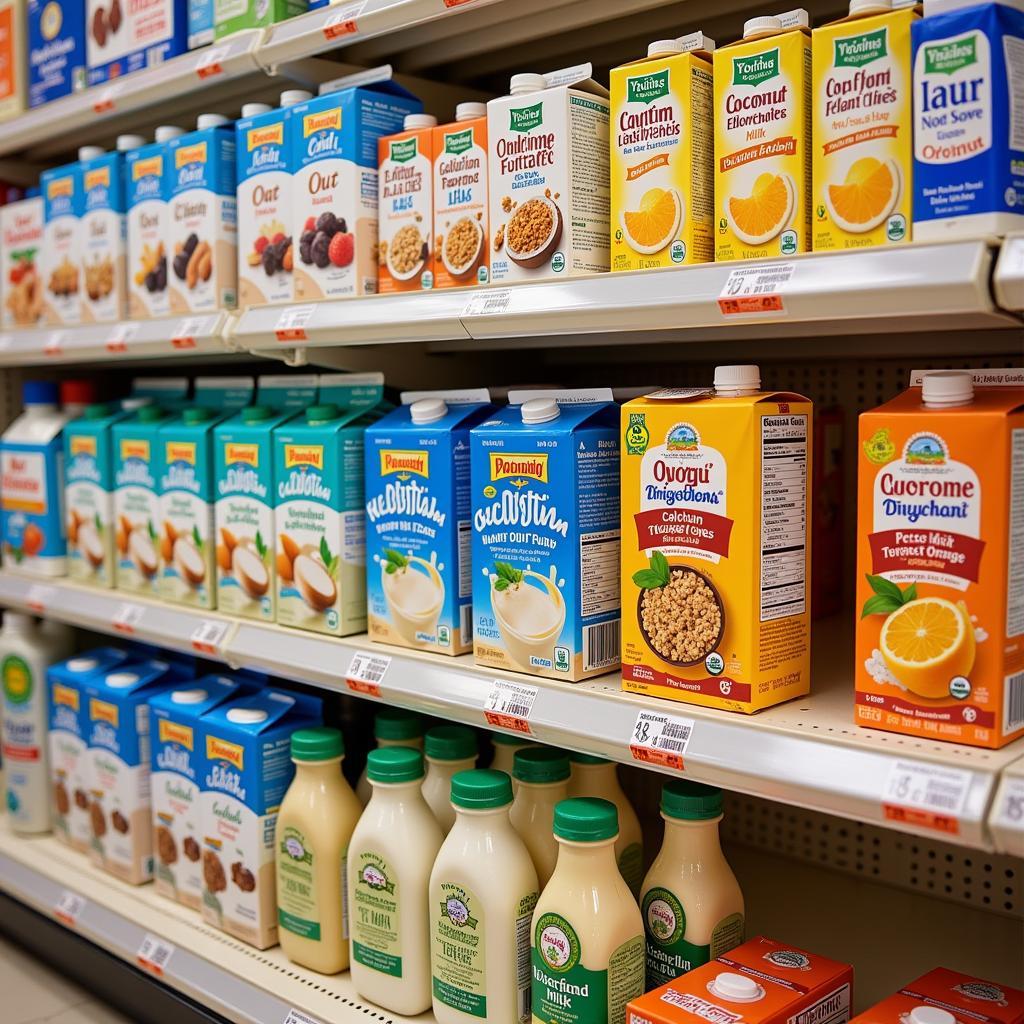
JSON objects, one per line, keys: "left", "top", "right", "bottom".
{"left": 813, "top": 1, "right": 917, "bottom": 250}
{"left": 855, "top": 368, "right": 1024, "bottom": 749}
{"left": 0, "top": 0, "right": 26, "bottom": 122}
{"left": 1, "top": 194, "right": 44, "bottom": 328}
{"left": 79, "top": 148, "right": 127, "bottom": 323}
{"left": 621, "top": 375, "right": 813, "bottom": 712}
{"left": 487, "top": 65, "right": 610, "bottom": 282}
{"left": 27, "top": 0, "right": 85, "bottom": 107}
{"left": 41, "top": 162, "right": 81, "bottom": 326}
{"left": 714, "top": 11, "right": 811, "bottom": 261}
{"left": 610, "top": 33, "right": 715, "bottom": 271}
{"left": 86, "top": 0, "right": 187, "bottom": 86}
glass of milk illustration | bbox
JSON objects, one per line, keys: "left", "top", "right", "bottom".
{"left": 489, "top": 562, "right": 567, "bottom": 670}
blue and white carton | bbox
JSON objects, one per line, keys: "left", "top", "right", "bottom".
{"left": 470, "top": 389, "right": 621, "bottom": 681}
{"left": 41, "top": 162, "right": 82, "bottom": 326}
{"left": 80, "top": 148, "right": 128, "bottom": 322}
{"left": 27, "top": 0, "right": 86, "bottom": 107}
{"left": 365, "top": 390, "right": 493, "bottom": 655}
{"left": 199, "top": 688, "right": 323, "bottom": 948}
{"left": 86, "top": 0, "right": 187, "bottom": 86}
{"left": 126, "top": 137, "right": 172, "bottom": 320}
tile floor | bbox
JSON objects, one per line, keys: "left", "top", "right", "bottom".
{"left": 0, "top": 932, "right": 131, "bottom": 1024}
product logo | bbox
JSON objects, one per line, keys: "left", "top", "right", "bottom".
{"left": 132, "top": 156, "right": 162, "bottom": 181}
{"left": 904, "top": 432, "right": 948, "bottom": 465}
{"left": 46, "top": 176, "right": 73, "bottom": 200}
{"left": 120, "top": 438, "right": 150, "bottom": 461}
{"left": 158, "top": 719, "right": 193, "bottom": 749}
{"left": 952, "top": 983, "right": 1008, "bottom": 1006}
{"left": 40, "top": 1, "right": 62, "bottom": 40}
{"left": 303, "top": 109, "right": 341, "bottom": 137}
{"left": 834, "top": 27, "right": 888, "bottom": 68}
{"left": 441, "top": 893, "right": 479, "bottom": 928}
{"left": 281, "top": 829, "right": 312, "bottom": 863}
{"left": 175, "top": 142, "right": 207, "bottom": 169}
{"left": 862, "top": 427, "right": 896, "bottom": 465}
{"left": 444, "top": 127, "right": 474, "bottom": 155}
{"left": 625, "top": 412, "right": 650, "bottom": 455}
{"left": 284, "top": 444, "right": 324, "bottom": 470}
{"left": 166, "top": 441, "right": 196, "bottom": 466}
{"left": 247, "top": 124, "right": 284, "bottom": 150}
{"left": 666, "top": 423, "right": 700, "bottom": 452}
{"left": 924, "top": 34, "right": 977, "bottom": 75}
{"left": 359, "top": 861, "right": 396, "bottom": 892}
{"left": 489, "top": 452, "right": 548, "bottom": 483}
{"left": 732, "top": 48, "right": 780, "bottom": 86}
{"left": 643, "top": 888, "right": 684, "bottom": 945}
{"left": 1, "top": 655, "right": 32, "bottom": 705}
{"left": 206, "top": 735, "right": 244, "bottom": 770}
{"left": 70, "top": 435, "right": 98, "bottom": 457}
{"left": 509, "top": 101, "right": 543, "bottom": 133}
{"left": 535, "top": 913, "right": 580, "bottom": 972}
{"left": 84, "top": 167, "right": 111, "bottom": 192}
{"left": 627, "top": 68, "right": 670, "bottom": 104}
{"left": 389, "top": 137, "right": 418, "bottom": 163}
{"left": 764, "top": 949, "right": 812, "bottom": 970}
{"left": 52, "top": 683, "right": 79, "bottom": 710}
{"left": 225, "top": 442, "right": 259, "bottom": 467}
{"left": 89, "top": 698, "right": 118, "bottom": 728}
{"left": 380, "top": 449, "right": 429, "bottom": 478}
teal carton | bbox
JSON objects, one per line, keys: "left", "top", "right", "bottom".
{"left": 199, "top": 688, "right": 323, "bottom": 949}
{"left": 79, "top": 149, "right": 127, "bottom": 323}
{"left": 274, "top": 373, "right": 385, "bottom": 635}
{"left": 84, "top": 658, "right": 188, "bottom": 884}
{"left": 48, "top": 647, "right": 129, "bottom": 851}
{"left": 470, "top": 389, "right": 621, "bottom": 681}
{"left": 365, "top": 390, "right": 494, "bottom": 655}
{"left": 189, "top": 0, "right": 214, "bottom": 47}
{"left": 41, "top": 162, "right": 81, "bottom": 326}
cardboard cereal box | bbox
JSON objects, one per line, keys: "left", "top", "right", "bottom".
{"left": 1, "top": 194, "right": 44, "bottom": 327}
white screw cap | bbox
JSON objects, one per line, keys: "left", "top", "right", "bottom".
{"left": 67, "top": 656, "right": 99, "bottom": 673}
{"left": 78, "top": 145, "right": 104, "bottom": 161}
{"left": 510, "top": 73, "right": 546, "bottom": 95}
{"left": 197, "top": 113, "right": 230, "bottom": 129}
{"left": 280, "top": 89, "right": 313, "bottom": 107}
{"left": 116, "top": 134, "right": 146, "bottom": 152}
{"left": 404, "top": 113, "right": 438, "bottom": 130}
{"left": 648, "top": 39, "right": 683, "bottom": 56}
{"left": 241, "top": 103, "right": 272, "bottom": 118}
{"left": 456, "top": 102, "right": 486, "bottom": 121}
{"left": 227, "top": 707, "right": 268, "bottom": 724}
{"left": 154, "top": 125, "right": 185, "bottom": 143}
{"left": 744, "top": 15, "right": 783, "bottom": 37}
{"left": 106, "top": 672, "right": 141, "bottom": 689}
{"left": 850, "top": 0, "right": 892, "bottom": 12}
{"left": 2, "top": 612, "right": 35, "bottom": 633}
{"left": 909, "top": 1009, "right": 956, "bottom": 1024}
{"left": 715, "top": 364, "right": 761, "bottom": 393}
{"left": 521, "top": 397, "right": 560, "bottom": 424}
{"left": 411, "top": 398, "right": 448, "bottom": 424}
{"left": 171, "top": 689, "right": 210, "bottom": 705}
{"left": 711, "top": 973, "right": 764, "bottom": 1002}
{"left": 922, "top": 370, "right": 974, "bottom": 407}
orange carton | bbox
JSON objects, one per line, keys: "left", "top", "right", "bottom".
{"left": 855, "top": 368, "right": 1024, "bottom": 749}
{"left": 627, "top": 936, "right": 853, "bottom": 1024}
{"left": 849, "top": 968, "right": 1024, "bottom": 1024}
{"left": 621, "top": 370, "right": 813, "bottom": 713}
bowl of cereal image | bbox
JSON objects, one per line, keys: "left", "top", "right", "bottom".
{"left": 441, "top": 216, "right": 484, "bottom": 277}
{"left": 386, "top": 223, "right": 429, "bottom": 281}
{"left": 636, "top": 562, "right": 725, "bottom": 667}
{"left": 506, "top": 195, "right": 562, "bottom": 269}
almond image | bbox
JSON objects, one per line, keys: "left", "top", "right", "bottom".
{"left": 233, "top": 545, "right": 269, "bottom": 598}
{"left": 294, "top": 554, "right": 337, "bottom": 612}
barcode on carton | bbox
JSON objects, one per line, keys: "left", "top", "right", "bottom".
{"left": 1004, "top": 670, "right": 1024, "bottom": 734}
{"left": 584, "top": 619, "right": 620, "bottom": 672}
{"left": 788, "top": 984, "right": 851, "bottom": 1024}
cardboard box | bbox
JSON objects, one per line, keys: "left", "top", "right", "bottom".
{"left": 214, "top": 0, "right": 304, "bottom": 39}
{"left": 0, "top": 0, "right": 27, "bottom": 122}
{"left": 79, "top": 149, "right": 127, "bottom": 323}
{"left": 86, "top": 0, "right": 187, "bottom": 86}
{"left": 1, "top": 195, "right": 45, "bottom": 327}
{"left": 27, "top": 0, "right": 86, "bottom": 107}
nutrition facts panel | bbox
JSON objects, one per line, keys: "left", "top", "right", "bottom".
{"left": 580, "top": 529, "right": 620, "bottom": 617}
{"left": 760, "top": 414, "right": 808, "bottom": 622}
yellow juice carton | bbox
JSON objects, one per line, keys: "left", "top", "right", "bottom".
{"left": 856, "top": 369, "right": 1024, "bottom": 750}
{"left": 621, "top": 367, "right": 813, "bottom": 713}
{"left": 813, "top": 0, "right": 918, "bottom": 250}
{"left": 714, "top": 10, "right": 811, "bottom": 261}
{"left": 610, "top": 33, "right": 715, "bottom": 270}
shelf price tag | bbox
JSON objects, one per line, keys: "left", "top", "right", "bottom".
{"left": 275, "top": 304, "right": 315, "bottom": 342}
{"left": 882, "top": 759, "right": 972, "bottom": 835}
{"left": 195, "top": 44, "right": 229, "bottom": 79}
{"left": 191, "top": 619, "right": 230, "bottom": 655}
{"left": 0, "top": 332, "right": 12, "bottom": 351}
{"left": 628, "top": 710, "right": 694, "bottom": 770}
{"left": 346, "top": 651, "right": 389, "bottom": 697}
{"left": 26, "top": 584, "right": 55, "bottom": 613}
{"left": 484, "top": 679, "right": 538, "bottom": 735}
{"left": 171, "top": 317, "right": 204, "bottom": 349}
{"left": 112, "top": 602, "right": 144, "bottom": 635}
{"left": 463, "top": 288, "right": 512, "bottom": 317}
{"left": 106, "top": 322, "right": 139, "bottom": 353}
{"left": 322, "top": 1, "right": 366, "bottom": 39}
{"left": 54, "top": 890, "right": 86, "bottom": 926}
{"left": 136, "top": 933, "right": 175, "bottom": 976}
{"left": 283, "top": 1011, "right": 325, "bottom": 1024}
{"left": 717, "top": 263, "right": 794, "bottom": 316}
{"left": 443, "top": 0, "right": 479, "bottom": 7}
{"left": 92, "top": 86, "right": 121, "bottom": 114}
{"left": 993, "top": 777, "right": 1024, "bottom": 834}
{"left": 44, "top": 330, "right": 65, "bottom": 357}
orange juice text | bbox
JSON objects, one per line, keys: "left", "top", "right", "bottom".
{"left": 610, "top": 33, "right": 715, "bottom": 270}
{"left": 812, "top": 0, "right": 917, "bottom": 250}
{"left": 855, "top": 368, "right": 1024, "bottom": 749}
{"left": 714, "top": 10, "right": 811, "bottom": 261}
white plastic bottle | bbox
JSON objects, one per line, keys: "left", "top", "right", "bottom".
{"left": 349, "top": 747, "right": 444, "bottom": 1015}
{"left": 430, "top": 769, "right": 539, "bottom": 1024}
{"left": 509, "top": 746, "right": 570, "bottom": 887}
{"left": 567, "top": 753, "right": 644, "bottom": 896}
{"left": 489, "top": 732, "right": 535, "bottom": 789}
{"left": 1, "top": 613, "right": 52, "bottom": 832}
{"left": 640, "top": 780, "right": 744, "bottom": 988}
{"left": 531, "top": 798, "right": 645, "bottom": 1024}
{"left": 356, "top": 708, "right": 425, "bottom": 804}
{"left": 422, "top": 725, "right": 478, "bottom": 831}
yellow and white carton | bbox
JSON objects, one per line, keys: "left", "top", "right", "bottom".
{"left": 714, "top": 10, "right": 812, "bottom": 261}
{"left": 610, "top": 33, "right": 715, "bottom": 270}
{"left": 621, "top": 367, "right": 813, "bottom": 713}
{"left": 813, "top": 0, "right": 918, "bottom": 250}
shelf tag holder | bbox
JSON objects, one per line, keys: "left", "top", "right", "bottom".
{"left": 628, "top": 710, "right": 694, "bottom": 770}
{"left": 484, "top": 679, "right": 538, "bottom": 735}
{"left": 346, "top": 651, "right": 390, "bottom": 697}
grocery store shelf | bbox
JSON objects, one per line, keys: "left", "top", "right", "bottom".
{"left": 1, "top": 571, "right": 1021, "bottom": 851}
{"left": 992, "top": 232, "right": 1024, "bottom": 312}
{"left": 990, "top": 753, "right": 1024, "bottom": 857}
{"left": 0, "top": 822, "right": 428, "bottom": 1024}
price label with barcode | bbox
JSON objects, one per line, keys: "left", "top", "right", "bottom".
{"left": 276, "top": 304, "right": 315, "bottom": 342}
{"left": 283, "top": 1010, "right": 325, "bottom": 1024}
{"left": 629, "top": 710, "right": 694, "bottom": 770}
{"left": 346, "top": 651, "right": 390, "bottom": 697}
{"left": 0, "top": 333, "right": 13, "bottom": 351}
{"left": 112, "top": 602, "right": 144, "bottom": 634}
{"left": 322, "top": 0, "right": 366, "bottom": 37}
{"left": 136, "top": 933, "right": 175, "bottom": 976}
{"left": 484, "top": 679, "right": 538, "bottom": 735}
{"left": 993, "top": 777, "right": 1024, "bottom": 835}
{"left": 882, "top": 760, "right": 972, "bottom": 835}
{"left": 106, "top": 322, "right": 139, "bottom": 353}
{"left": 172, "top": 316, "right": 205, "bottom": 349}
{"left": 195, "top": 44, "right": 229, "bottom": 79}
{"left": 191, "top": 619, "right": 230, "bottom": 655}
{"left": 44, "top": 330, "right": 65, "bottom": 356}
{"left": 92, "top": 85, "right": 121, "bottom": 114}
{"left": 463, "top": 289, "right": 512, "bottom": 318}
{"left": 54, "top": 890, "right": 86, "bottom": 926}
{"left": 717, "top": 263, "right": 794, "bottom": 316}
{"left": 26, "top": 583, "right": 55, "bottom": 613}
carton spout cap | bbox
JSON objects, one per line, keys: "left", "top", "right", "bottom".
{"left": 710, "top": 973, "right": 765, "bottom": 1002}
{"left": 78, "top": 145, "right": 104, "bottom": 160}
{"left": 647, "top": 39, "right": 683, "bottom": 56}
{"left": 456, "top": 102, "right": 487, "bottom": 121}
{"left": 849, "top": 0, "right": 893, "bottom": 12}
{"left": 743, "top": 15, "right": 783, "bottom": 38}
{"left": 280, "top": 89, "right": 313, "bottom": 107}
{"left": 410, "top": 398, "right": 448, "bottom": 424}
{"left": 922, "top": 370, "right": 974, "bottom": 407}
{"left": 227, "top": 708, "right": 268, "bottom": 724}
{"left": 241, "top": 103, "right": 273, "bottom": 118}
{"left": 154, "top": 125, "right": 185, "bottom": 143}
{"left": 510, "top": 73, "right": 546, "bottom": 95}
{"left": 116, "top": 134, "right": 146, "bottom": 152}
{"left": 714, "top": 364, "right": 761, "bottom": 393}
{"left": 521, "top": 397, "right": 560, "bottom": 424}
{"left": 197, "top": 113, "right": 230, "bottom": 129}
{"left": 404, "top": 113, "right": 438, "bottom": 129}
{"left": 909, "top": 1009, "right": 956, "bottom": 1024}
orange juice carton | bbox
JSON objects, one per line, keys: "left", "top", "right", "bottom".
{"left": 714, "top": 10, "right": 811, "bottom": 261}
{"left": 487, "top": 65, "right": 610, "bottom": 283}
{"left": 850, "top": 968, "right": 1024, "bottom": 1024}
{"left": 379, "top": 113, "right": 437, "bottom": 292}
{"left": 610, "top": 33, "right": 715, "bottom": 271}
{"left": 627, "top": 936, "right": 853, "bottom": 1024}
{"left": 855, "top": 368, "right": 1024, "bottom": 748}
{"left": 621, "top": 366, "right": 813, "bottom": 713}
{"left": 813, "top": 0, "right": 918, "bottom": 251}
{"left": 433, "top": 102, "right": 489, "bottom": 288}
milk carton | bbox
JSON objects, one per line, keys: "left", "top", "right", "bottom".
{"left": 274, "top": 373, "right": 385, "bottom": 636}
{"left": 487, "top": 66, "right": 610, "bottom": 282}
{"left": 79, "top": 146, "right": 128, "bottom": 323}
{"left": 199, "top": 688, "right": 322, "bottom": 949}
{"left": 150, "top": 675, "right": 250, "bottom": 909}
{"left": 1, "top": 193, "right": 44, "bottom": 327}
{"left": 291, "top": 68, "right": 421, "bottom": 301}
{"left": 27, "top": 0, "right": 85, "bottom": 107}
{"left": 470, "top": 390, "right": 621, "bottom": 681}
{"left": 85, "top": 0, "right": 187, "bottom": 86}
{"left": 167, "top": 116, "right": 237, "bottom": 314}
{"left": 365, "top": 390, "right": 493, "bottom": 656}
{"left": 41, "top": 162, "right": 81, "bottom": 326}
{"left": 188, "top": 0, "right": 213, "bottom": 47}
{"left": 48, "top": 647, "right": 128, "bottom": 850}
{"left": 913, "top": 3, "right": 1024, "bottom": 239}
{"left": 84, "top": 658, "right": 185, "bottom": 884}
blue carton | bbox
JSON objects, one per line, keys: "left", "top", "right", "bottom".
{"left": 41, "top": 162, "right": 83, "bottom": 326}
{"left": 188, "top": 0, "right": 214, "bottom": 48}
{"left": 86, "top": 0, "right": 188, "bottom": 86}
{"left": 80, "top": 150, "right": 128, "bottom": 322}
{"left": 27, "top": 0, "right": 86, "bottom": 107}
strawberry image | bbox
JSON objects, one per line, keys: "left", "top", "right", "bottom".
{"left": 254, "top": 236, "right": 269, "bottom": 254}
{"left": 328, "top": 231, "right": 354, "bottom": 267}
{"left": 272, "top": 232, "right": 286, "bottom": 245}
{"left": 304, "top": 216, "right": 316, "bottom": 232}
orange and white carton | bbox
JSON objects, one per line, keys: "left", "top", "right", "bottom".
{"left": 855, "top": 368, "right": 1024, "bottom": 749}
{"left": 849, "top": 968, "right": 1024, "bottom": 1024}
{"left": 627, "top": 936, "right": 853, "bottom": 1024}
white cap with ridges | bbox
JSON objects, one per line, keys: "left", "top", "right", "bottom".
{"left": 521, "top": 397, "right": 560, "bottom": 424}
{"left": 648, "top": 39, "right": 683, "bottom": 56}
{"left": 456, "top": 102, "right": 486, "bottom": 121}
{"left": 510, "top": 73, "right": 545, "bottom": 95}
{"left": 241, "top": 103, "right": 272, "bottom": 118}
{"left": 743, "top": 15, "right": 783, "bottom": 37}
{"left": 116, "top": 134, "right": 146, "bottom": 151}
{"left": 154, "top": 125, "right": 185, "bottom": 143}
{"left": 410, "top": 398, "right": 448, "bottom": 424}
{"left": 197, "top": 113, "right": 230, "bottom": 129}
{"left": 714, "top": 364, "right": 762, "bottom": 394}
{"left": 280, "top": 89, "right": 313, "bottom": 107}
{"left": 78, "top": 145, "right": 104, "bottom": 160}
{"left": 922, "top": 370, "right": 974, "bottom": 407}
{"left": 404, "top": 113, "right": 438, "bottom": 130}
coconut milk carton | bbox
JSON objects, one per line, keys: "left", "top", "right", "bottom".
{"left": 199, "top": 689, "right": 322, "bottom": 949}
{"left": 150, "top": 675, "right": 250, "bottom": 909}
{"left": 41, "top": 162, "right": 81, "bottom": 326}
{"left": 470, "top": 390, "right": 621, "bottom": 681}
{"left": 365, "top": 390, "right": 493, "bottom": 656}
{"left": 126, "top": 133, "right": 177, "bottom": 321}
{"left": 1, "top": 194, "right": 44, "bottom": 327}
{"left": 79, "top": 148, "right": 127, "bottom": 323}
{"left": 487, "top": 65, "right": 610, "bottom": 282}
{"left": 48, "top": 647, "right": 128, "bottom": 851}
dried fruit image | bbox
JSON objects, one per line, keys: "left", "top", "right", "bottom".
{"left": 172, "top": 233, "right": 212, "bottom": 291}
{"left": 231, "top": 861, "right": 256, "bottom": 892}
{"left": 74, "top": 788, "right": 89, "bottom": 810}
{"left": 134, "top": 241, "right": 167, "bottom": 294}
{"left": 54, "top": 781, "right": 70, "bottom": 816}
{"left": 90, "top": 801, "right": 107, "bottom": 838}
{"left": 204, "top": 850, "right": 226, "bottom": 893}
{"left": 156, "top": 825, "right": 178, "bottom": 864}
{"left": 48, "top": 255, "right": 78, "bottom": 298}
{"left": 84, "top": 254, "right": 114, "bottom": 301}
{"left": 112, "top": 810, "right": 129, "bottom": 834}
{"left": 298, "top": 212, "right": 351, "bottom": 270}
{"left": 183, "top": 836, "right": 200, "bottom": 862}
{"left": 248, "top": 220, "right": 292, "bottom": 277}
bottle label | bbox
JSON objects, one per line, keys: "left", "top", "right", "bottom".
{"left": 618, "top": 841, "right": 644, "bottom": 896}
{"left": 433, "top": 881, "right": 487, "bottom": 1017}
{"left": 277, "top": 825, "right": 321, "bottom": 940}
{"left": 532, "top": 911, "right": 644, "bottom": 1024}
{"left": 516, "top": 891, "right": 538, "bottom": 1023}
{"left": 351, "top": 851, "right": 402, "bottom": 977}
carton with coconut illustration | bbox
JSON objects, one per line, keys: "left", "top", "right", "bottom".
{"left": 812, "top": 0, "right": 917, "bottom": 250}
{"left": 365, "top": 390, "right": 493, "bottom": 656}
{"left": 470, "top": 389, "right": 621, "bottom": 681}
{"left": 274, "top": 373, "right": 385, "bottom": 636}
{"left": 855, "top": 368, "right": 1024, "bottom": 749}
{"left": 610, "top": 32, "right": 715, "bottom": 271}
{"left": 714, "top": 10, "right": 811, "bottom": 261}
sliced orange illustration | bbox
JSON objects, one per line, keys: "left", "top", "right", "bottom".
{"left": 727, "top": 173, "right": 794, "bottom": 246}
{"left": 621, "top": 188, "right": 682, "bottom": 255}
{"left": 825, "top": 157, "right": 900, "bottom": 234}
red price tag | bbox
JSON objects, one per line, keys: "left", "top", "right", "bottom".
{"left": 484, "top": 680, "right": 537, "bottom": 736}
{"left": 44, "top": 331, "right": 64, "bottom": 357}
{"left": 883, "top": 804, "right": 960, "bottom": 835}
{"left": 881, "top": 760, "right": 970, "bottom": 836}
{"left": 191, "top": 619, "right": 229, "bottom": 655}
{"left": 718, "top": 294, "right": 785, "bottom": 315}
{"left": 345, "top": 652, "right": 388, "bottom": 698}
{"left": 195, "top": 45, "right": 228, "bottom": 79}
{"left": 112, "top": 602, "right": 143, "bottom": 635}
{"left": 323, "top": 18, "right": 358, "bottom": 38}
{"left": 172, "top": 317, "right": 202, "bottom": 349}
{"left": 275, "top": 305, "right": 314, "bottom": 342}
{"left": 443, "top": 0, "right": 478, "bottom": 6}
{"left": 628, "top": 710, "right": 693, "bottom": 770}
{"left": 322, "top": 2, "right": 364, "bottom": 38}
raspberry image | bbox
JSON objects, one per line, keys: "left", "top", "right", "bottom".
{"left": 272, "top": 232, "right": 286, "bottom": 245}
{"left": 254, "top": 236, "right": 269, "bottom": 254}
{"left": 304, "top": 216, "right": 316, "bottom": 232}
{"left": 328, "top": 232, "right": 354, "bottom": 267}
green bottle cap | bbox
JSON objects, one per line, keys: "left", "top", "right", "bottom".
{"left": 492, "top": 732, "right": 534, "bottom": 747}
{"left": 661, "top": 779, "right": 723, "bottom": 820}
{"left": 137, "top": 405, "right": 164, "bottom": 422}
{"left": 85, "top": 402, "right": 112, "bottom": 419}
{"left": 291, "top": 726, "right": 343, "bottom": 761}
{"left": 306, "top": 403, "right": 340, "bottom": 423}
{"left": 242, "top": 404, "right": 275, "bottom": 423}
{"left": 367, "top": 746, "right": 424, "bottom": 783}
{"left": 183, "top": 406, "right": 216, "bottom": 425}
{"left": 553, "top": 797, "right": 618, "bottom": 842}
{"left": 450, "top": 769, "right": 512, "bottom": 810}
{"left": 569, "top": 752, "right": 608, "bottom": 766}
{"left": 425, "top": 725, "right": 477, "bottom": 762}
{"left": 374, "top": 708, "right": 423, "bottom": 742}
{"left": 513, "top": 746, "right": 570, "bottom": 784}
